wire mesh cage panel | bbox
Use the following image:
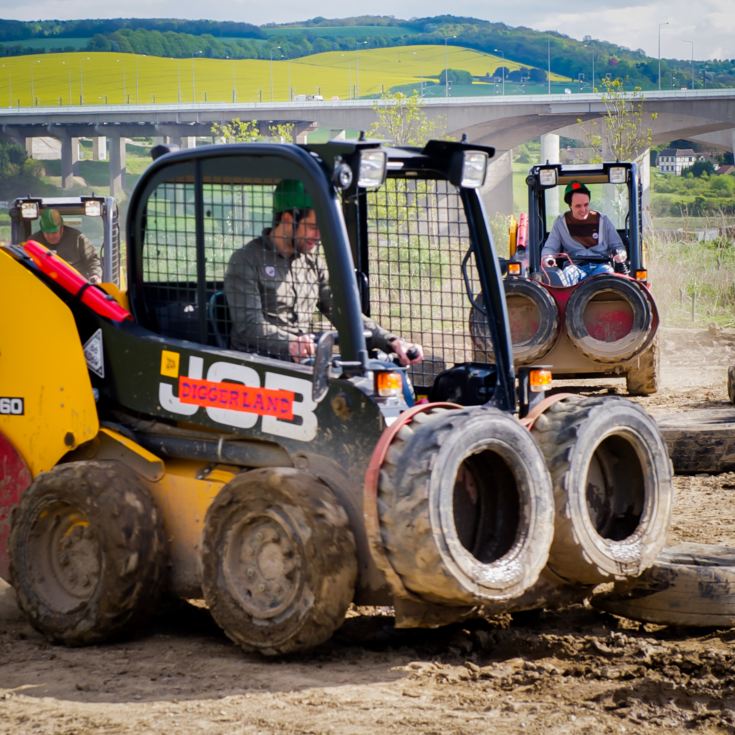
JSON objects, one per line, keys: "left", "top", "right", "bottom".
{"left": 366, "top": 178, "right": 483, "bottom": 391}
{"left": 140, "top": 177, "right": 331, "bottom": 354}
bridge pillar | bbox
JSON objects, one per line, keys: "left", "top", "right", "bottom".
{"left": 482, "top": 150, "right": 514, "bottom": 219}
{"left": 180, "top": 136, "right": 197, "bottom": 149}
{"left": 59, "top": 135, "right": 80, "bottom": 189}
{"left": 92, "top": 136, "right": 107, "bottom": 161}
{"left": 540, "top": 133, "right": 560, "bottom": 219}
{"left": 108, "top": 135, "right": 126, "bottom": 197}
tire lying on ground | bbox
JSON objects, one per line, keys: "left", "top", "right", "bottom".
{"left": 202, "top": 468, "right": 357, "bottom": 656}
{"left": 9, "top": 460, "right": 167, "bottom": 645}
{"left": 379, "top": 406, "right": 555, "bottom": 606}
{"left": 565, "top": 275, "right": 656, "bottom": 363}
{"left": 593, "top": 542, "right": 735, "bottom": 627}
{"left": 470, "top": 280, "right": 560, "bottom": 363}
{"left": 531, "top": 396, "right": 673, "bottom": 586}
{"left": 625, "top": 335, "right": 660, "bottom": 396}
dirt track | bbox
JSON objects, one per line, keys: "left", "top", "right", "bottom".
{"left": 2, "top": 326, "right": 735, "bottom": 735}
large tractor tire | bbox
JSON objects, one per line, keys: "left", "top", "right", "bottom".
{"left": 9, "top": 461, "right": 167, "bottom": 645}
{"left": 728, "top": 366, "right": 735, "bottom": 404}
{"left": 593, "top": 543, "right": 735, "bottom": 627}
{"left": 531, "top": 396, "right": 673, "bottom": 586}
{"left": 625, "top": 335, "right": 660, "bottom": 396}
{"left": 201, "top": 468, "right": 357, "bottom": 656}
{"left": 470, "top": 280, "right": 559, "bottom": 363}
{"left": 378, "top": 406, "right": 555, "bottom": 606}
{"left": 565, "top": 276, "right": 655, "bottom": 363}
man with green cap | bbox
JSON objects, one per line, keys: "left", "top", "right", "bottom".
{"left": 224, "top": 179, "right": 423, "bottom": 364}
{"left": 31, "top": 208, "right": 102, "bottom": 283}
{"left": 540, "top": 181, "right": 626, "bottom": 286}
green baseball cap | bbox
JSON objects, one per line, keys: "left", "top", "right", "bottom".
{"left": 40, "top": 208, "right": 63, "bottom": 234}
{"left": 273, "top": 180, "right": 313, "bottom": 214}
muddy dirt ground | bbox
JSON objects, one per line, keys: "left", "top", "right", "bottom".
{"left": 2, "top": 326, "right": 735, "bottom": 735}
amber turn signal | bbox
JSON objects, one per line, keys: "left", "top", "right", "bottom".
{"left": 529, "top": 369, "right": 552, "bottom": 392}
{"left": 375, "top": 371, "right": 403, "bottom": 397}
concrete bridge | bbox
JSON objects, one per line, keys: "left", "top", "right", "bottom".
{"left": 2, "top": 89, "right": 734, "bottom": 212}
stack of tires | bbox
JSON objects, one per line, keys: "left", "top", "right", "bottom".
{"left": 373, "top": 397, "right": 674, "bottom": 615}
{"left": 471, "top": 276, "right": 660, "bottom": 396}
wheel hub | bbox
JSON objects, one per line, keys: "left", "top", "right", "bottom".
{"left": 224, "top": 513, "right": 302, "bottom": 619}
{"left": 31, "top": 507, "right": 101, "bottom": 612}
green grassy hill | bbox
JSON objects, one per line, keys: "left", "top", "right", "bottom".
{"left": 0, "top": 47, "right": 569, "bottom": 106}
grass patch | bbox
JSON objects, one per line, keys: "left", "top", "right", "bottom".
{"left": 0, "top": 47, "right": 569, "bottom": 106}
{"left": 647, "top": 236, "right": 735, "bottom": 328}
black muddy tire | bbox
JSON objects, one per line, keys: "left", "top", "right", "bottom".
{"left": 201, "top": 468, "right": 357, "bottom": 656}
{"left": 531, "top": 396, "right": 673, "bottom": 585}
{"left": 9, "top": 461, "right": 167, "bottom": 645}
{"left": 565, "top": 276, "right": 655, "bottom": 363}
{"left": 728, "top": 366, "right": 735, "bottom": 404}
{"left": 470, "top": 281, "right": 559, "bottom": 363}
{"left": 379, "top": 406, "right": 555, "bottom": 606}
{"left": 593, "top": 543, "right": 735, "bottom": 627}
{"left": 625, "top": 335, "right": 660, "bottom": 396}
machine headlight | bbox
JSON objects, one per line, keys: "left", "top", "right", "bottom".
{"left": 457, "top": 151, "right": 488, "bottom": 188}
{"left": 538, "top": 168, "right": 558, "bottom": 187}
{"left": 608, "top": 166, "right": 627, "bottom": 184}
{"left": 84, "top": 199, "right": 103, "bottom": 217}
{"left": 357, "top": 149, "right": 387, "bottom": 189}
{"left": 20, "top": 201, "right": 39, "bottom": 219}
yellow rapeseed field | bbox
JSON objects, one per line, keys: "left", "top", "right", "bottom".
{"left": 0, "top": 46, "right": 567, "bottom": 106}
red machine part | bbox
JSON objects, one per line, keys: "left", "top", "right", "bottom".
{"left": 23, "top": 240, "right": 131, "bottom": 323}
{"left": 0, "top": 433, "right": 32, "bottom": 582}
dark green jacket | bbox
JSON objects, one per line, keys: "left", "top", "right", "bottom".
{"left": 31, "top": 226, "right": 102, "bottom": 281}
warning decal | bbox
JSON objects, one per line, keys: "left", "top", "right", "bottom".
{"left": 83, "top": 329, "right": 105, "bottom": 378}
{"left": 178, "top": 377, "right": 294, "bottom": 420}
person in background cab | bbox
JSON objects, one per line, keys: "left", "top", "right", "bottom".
{"left": 225, "top": 179, "right": 423, "bottom": 365}
{"left": 540, "top": 181, "right": 627, "bottom": 287}
{"left": 31, "top": 208, "right": 102, "bottom": 284}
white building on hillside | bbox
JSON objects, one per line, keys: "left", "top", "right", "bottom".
{"left": 657, "top": 148, "right": 699, "bottom": 175}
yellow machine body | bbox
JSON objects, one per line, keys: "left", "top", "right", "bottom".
{"left": 0, "top": 247, "right": 99, "bottom": 476}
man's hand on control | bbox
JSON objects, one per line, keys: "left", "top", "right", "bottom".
{"left": 289, "top": 334, "right": 316, "bottom": 361}
{"left": 612, "top": 249, "right": 628, "bottom": 264}
{"left": 391, "top": 339, "right": 424, "bottom": 366}
{"left": 89, "top": 275, "right": 101, "bottom": 285}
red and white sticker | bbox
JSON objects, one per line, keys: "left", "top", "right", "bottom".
{"left": 178, "top": 376, "right": 294, "bottom": 420}
{"left": 159, "top": 353, "right": 317, "bottom": 442}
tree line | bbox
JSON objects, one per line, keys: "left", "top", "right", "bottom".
{"left": 0, "top": 15, "right": 732, "bottom": 89}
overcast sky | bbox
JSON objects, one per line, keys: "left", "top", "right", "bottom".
{"left": 2, "top": 0, "right": 732, "bottom": 60}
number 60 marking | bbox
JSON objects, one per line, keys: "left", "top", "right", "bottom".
{"left": 0, "top": 398, "right": 24, "bottom": 415}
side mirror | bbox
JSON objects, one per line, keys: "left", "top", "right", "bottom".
{"left": 312, "top": 331, "right": 338, "bottom": 402}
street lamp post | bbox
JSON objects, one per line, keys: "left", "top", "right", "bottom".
{"left": 591, "top": 46, "right": 596, "bottom": 92}
{"left": 191, "top": 51, "right": 202, "bottom": 103}
{"left": 443, "top": 35, "right": 456, "bottom": 97}
{"left": 682, "top": 40, "right": 695, "bottom": 89}
{"left": 493, "top": 48, "right": 505, "bottom": 95}
{"left": 658, "top": 21, "right": 669, "bottom": 90}
{"left": 356, "top": 40, "right": 368, "bottom": 99}
{"left": 547, "top": 38, "right": 551, "bottom": 94}
{"left": 269, "top": 46, "right": 281, "bottom": 102}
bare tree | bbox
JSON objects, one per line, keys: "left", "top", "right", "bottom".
{"left": 369, "top": 91, "right": 444, "bottom": 146}
{"left": 578, "top": 78, "right": 657, "bottom": 162}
